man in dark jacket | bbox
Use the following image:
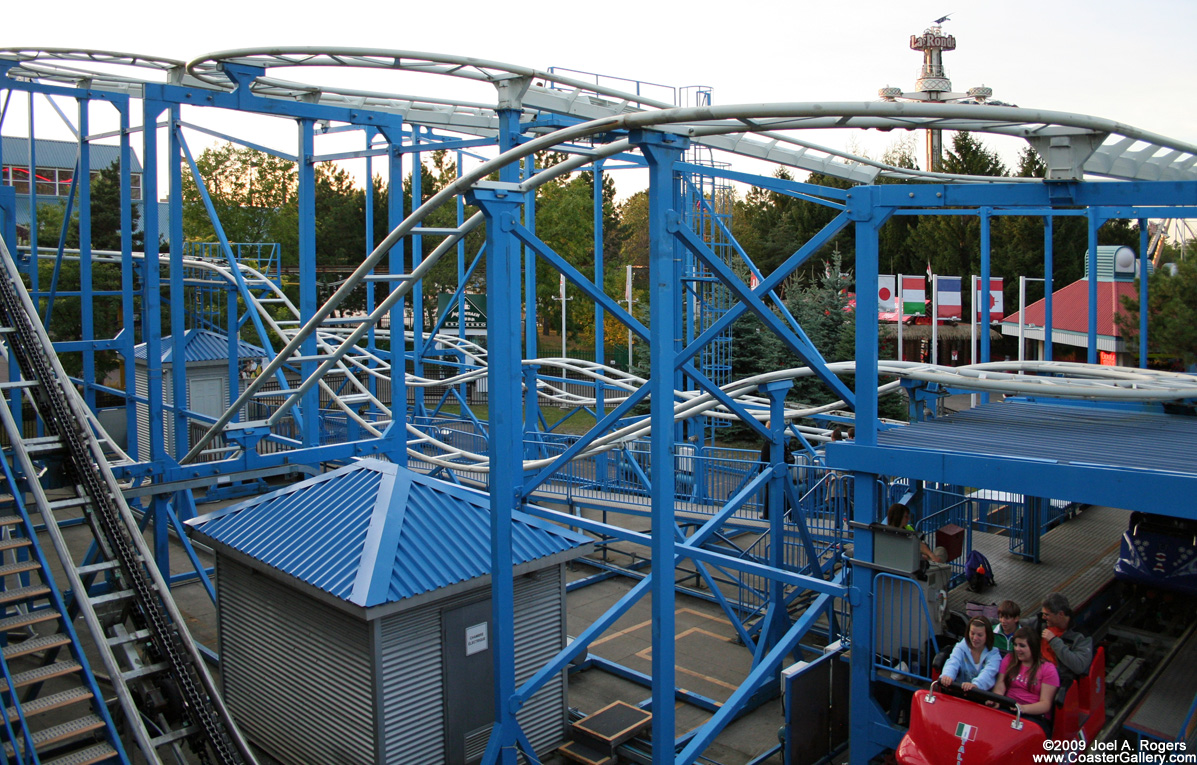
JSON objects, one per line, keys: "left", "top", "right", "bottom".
{"left": 1025, "top": 592, "right": 1094, "bottom": 686}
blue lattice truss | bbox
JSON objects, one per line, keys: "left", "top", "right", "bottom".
{"left": 2, "top": 54, "right": 1196, "bottom": 765}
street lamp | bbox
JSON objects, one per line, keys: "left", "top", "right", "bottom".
{"left": 551, "top": 272, "right": 572, "bottom": 357}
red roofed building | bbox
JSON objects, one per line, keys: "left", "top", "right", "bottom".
{"left": 999, "top": 246, "right": 1145, "bottom": 367}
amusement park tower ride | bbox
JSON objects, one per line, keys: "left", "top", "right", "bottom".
{"left": 879, "top": 18, "right": 1002, "bottom": 171}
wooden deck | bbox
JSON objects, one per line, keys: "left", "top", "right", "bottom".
{"left": 947, "top": 505, "right": 1129, "bottom": 615}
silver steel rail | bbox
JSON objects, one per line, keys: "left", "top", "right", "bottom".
{"left": 0, "top": 238, "right": 259, "bottom": 765}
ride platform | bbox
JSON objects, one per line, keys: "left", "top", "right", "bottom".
{"left": 947, "top": 504, "right": 1129, "bottom": 617}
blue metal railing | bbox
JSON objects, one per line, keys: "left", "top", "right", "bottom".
{"left": 872, "top": 572, "right": 941, "bottom": 685}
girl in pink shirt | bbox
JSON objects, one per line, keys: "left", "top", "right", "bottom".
{"left": 992, "top": 627, "right": 1060, "bottom": 720}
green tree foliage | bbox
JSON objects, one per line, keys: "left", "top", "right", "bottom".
{"left": 734, "top": 168, "right": 852, "bottom": 285}
{"left": 90, "top": 161, "right": 144, "bottom": 252}
{"left": 181, "top": 142, "right": 297, "bottom": 245}
{"left": 906, "top": 132, "right": 1009, "bottom": 292}
{"left": 29, "top": 161, "right": 144, "bottom": 380}
{"left": 531, "top": 153, "right": 624, "bottom": 344}
{"left": 1116, "top": 256, "right": 1197, "bottom": 367}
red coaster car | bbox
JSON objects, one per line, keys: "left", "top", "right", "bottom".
{"left": 896, "top": 648, "right": 1106, "bottom": 764}
{"left": 896, "top": 685, "right": 1047, "bottom": 764}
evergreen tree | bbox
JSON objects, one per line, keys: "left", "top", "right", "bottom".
{"left": 1115, "top": 253, "right": 1197, "bottom": 367}
{"left": 90, "top": 160, "right": 144, "bottom": 252}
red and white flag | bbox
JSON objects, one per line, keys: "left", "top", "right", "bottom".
{"left": 877, "top": 275, "right": 896, "bottom": 315}
{"left": 936, "top": 277, "right": 962, "bottom": 320}
{"left": 974, "top": 277, "right": 1004, "bottom": 322}
{"left": 901, "top": 276, "right": 926, "bottom": 316}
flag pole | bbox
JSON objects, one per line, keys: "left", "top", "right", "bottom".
{"left": 931, "top": 274, "right": 939, "bottom": 364}
{"left": 1018, "top": 275, "right": 1026, "bottom": 363}
{"left": 897, "top": 273, "right": 904, "bottom": 362}
{"left": 970, "top": 276, "right": 978, "bottom": 408}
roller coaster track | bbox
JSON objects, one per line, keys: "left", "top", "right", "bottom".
{"left": 0, "top": 239, "right": 257, "bottom": 764}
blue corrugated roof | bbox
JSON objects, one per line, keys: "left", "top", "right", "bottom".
{"left": 2, "top": 136, "right": 143, "bottom": 173}
{"left": 132, "top": 329, "right": 267, "bottom": 363}
{"left": 187, "top": 460, "right": 591, "bottom": 608}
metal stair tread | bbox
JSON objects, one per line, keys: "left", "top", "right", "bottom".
{"left": 0, "top": 513, "right": 25, "bottom": 527}
{"left": 3, "top": 713, "right": 106, "bottom": 754}
{"left": 41, "top": 742, "right": 119, "bottom": 765}
{"left": 0, "top": 582, "right": 52, "bottom": 604}
{"left": 6, "top": 685, "right": 95, "bottom": 721}
{"left": 0, "top": 558, "right": 42, "bottom": 578}
{"left": 2, "top": 632, "right": 72, "bottom": 660}
{"left": 0, "top": 536, "right": 33, "bottom": 552}
{"left": 0, "top": 607, "right": 59, "bottom": 632}
{"left": 0, "top": 660, "right": 82, "bottom": 692}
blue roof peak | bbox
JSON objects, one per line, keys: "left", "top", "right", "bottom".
{"left": 132, "top": 329, "right": 267, "bottom": 363}
{"left": 187, "top": 459, "right": 589, "bottom": 608}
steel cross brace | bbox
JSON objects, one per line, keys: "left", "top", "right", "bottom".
{"left": 671, "top": 220, "right": 855, "bottom": 405}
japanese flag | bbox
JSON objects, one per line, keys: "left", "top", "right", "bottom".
{"left": 878, "top": 275, "right": 897, "bottom": 314}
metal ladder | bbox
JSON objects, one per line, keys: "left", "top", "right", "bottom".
{"left": 0, "top": 238, "right": 258, "bottom": 765}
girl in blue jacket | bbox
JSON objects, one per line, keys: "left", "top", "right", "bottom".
{"left": 939, "top": 616, "right": 1002, "bottom": 691}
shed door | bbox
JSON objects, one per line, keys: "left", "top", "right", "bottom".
{"left": 190, "top": 377, "right": 225, "bottom": 418}
{"left": 443, "top": 598, "right": 494, "bottom": 765}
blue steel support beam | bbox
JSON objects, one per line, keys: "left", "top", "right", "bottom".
{"left": 379, "top": 124, "right": 408, "bottom": 466}
{"left": 681, "top": 212, "right": 853, "bottom": 373}
{"left": 467, "top": 182, "right": 528, "bottom": 765}
{"left": 1139, "top": 219, "right": 1149, "bottom": 368}
{"left": 1044, "top": 215, "right": 1054, "bottom": 362}
{"left": 298, "top": 119, "right": 320, "bottom": 447}
{"left": 408, "top": 129, "right": 426, "bottom": 417}
{"left": 630, "top": 127, "right": 687, "bottom": 763}
{"left": 169, "top": 106, "right": 187, "bottom": 464}
{"left": 364, "top": 128, "right": 377, "bottom": 395}
{"left": 593, "top": 159, "right": 609, "bottom": 489}
{"left": 142, "top": 100, "right": 167, "bottom": 467}
{"left": 979, "top": 207, "right": 992, "bottom": 371}
{"left": 519, "top": 133, "right": 540, "bottom": 450}
{"left": 672, "top": 222, "right": 855, "bottom": 404}
{"left": 27, "top": 92, "right": 37, "bottom": 291}
{"left": 679, "top": 361, "right": 769, "bottom": 441}
{"left": 77, "top": 101, "right": 95, "bottom": 411}
{"left": 755, "top": 380, "right": 793, "bottom": 667}
{"left": 508, "top": 222, "right": 647, "bottom": 338}
{"left": 119, "top": 103, "right": 138, "bottom": 458}
{"left": 676, "top": 587, "right": 841, "bottom": 764}
{"left": 1087, "top": 208, "right": 1099, "bottom": 364}
{"left": 846, "top": 188, "right": 897, "bottom": 765}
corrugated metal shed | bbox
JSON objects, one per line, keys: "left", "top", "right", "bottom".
{"left": 188, "top": 459, "right": 590, "bottom": 607}
{"left": 132, "top": 328, "right": 266, "bottom": 363}
{"left": 1, "top": 136, "right": 142, "bottom": 172}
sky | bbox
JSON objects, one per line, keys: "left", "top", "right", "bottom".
{"left": 3, "top": 0, "right": 1195, "bottom": 199}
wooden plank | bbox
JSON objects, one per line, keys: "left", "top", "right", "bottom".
{"left": 949, "top": 505, "right": 1128, "bottom": 616}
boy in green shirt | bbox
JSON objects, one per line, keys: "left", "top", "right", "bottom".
{"left": 992, "top": 599, "right": 1021, "bottom": 654}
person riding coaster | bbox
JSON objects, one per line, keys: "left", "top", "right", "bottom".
{"left": 896, "top": 630, "right": 1108, "bottom": 764}
{"left": 895, "top": 680, "right": 1051, "bottom": 764}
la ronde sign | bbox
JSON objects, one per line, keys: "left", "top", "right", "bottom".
{"left": 910, "top": 32, "right": 956, "bottom": 51}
